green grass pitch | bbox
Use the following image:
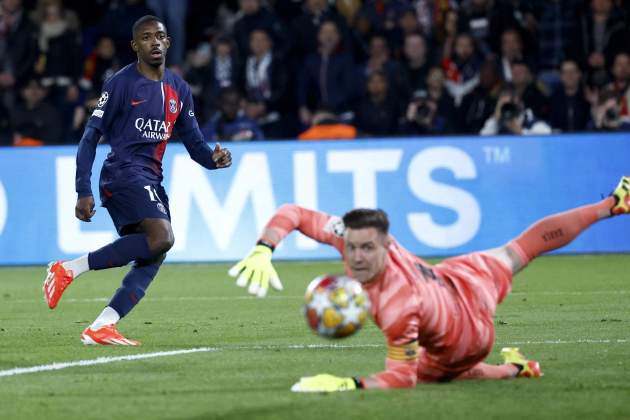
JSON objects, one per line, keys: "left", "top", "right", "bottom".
{"left": 0, "top": 255, "right": 628, "bottom": 420}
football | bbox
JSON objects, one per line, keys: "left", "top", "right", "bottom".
{"left": 303, "top": 274, "right": 371, "bottom": 339}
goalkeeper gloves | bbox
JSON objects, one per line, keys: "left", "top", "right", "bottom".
{"left": 290, "top": 374, "right": 361, "bottom": 393}
{"left": 228, "top": 243, "right": 283, "bottom": 297}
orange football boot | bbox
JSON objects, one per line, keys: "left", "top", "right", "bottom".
{"left": 81, "top": 324, "right": 141, "bottom": 346}
{"left": 43, "top": 261, "right": 74, "bottom": 309}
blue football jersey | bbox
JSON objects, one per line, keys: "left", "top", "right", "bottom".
{"left": 86, "top": 63, "right": 201, "bottom": 190}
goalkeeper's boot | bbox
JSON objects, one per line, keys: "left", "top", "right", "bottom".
{"left": 81, "top": 324, "right": 141, "bottom": 346}
{"left": 500, "top": 347, "right": 542, "bottom": 378}
{"left": 43, "top": 261, "right": 74, "bottom": 309}
{"left": 611, "top": 176, "right": 630, "bottom": 215}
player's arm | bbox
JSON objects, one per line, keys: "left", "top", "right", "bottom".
{"left": 75, "top": 77, "right": 121, "bottom": 222}
{"left": 74, "top": 126, "right": 102, "bottom": 221}
{"left": 179, "top": 129, "right": 232, "bottom": 169}
{"left": 292, "top": 317, "right": 421, "bottom": 392}
{"left": 359, "top": 340, "right": 420, "bottom": 389}
{"left": 228, "top": 204, "right": 346, "bottom": 297}
{"left": 177, "top": 85, "right": 231, "bottom": 170}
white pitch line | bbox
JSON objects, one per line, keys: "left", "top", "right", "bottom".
{"left": 11, "top": 296, "right": 306, "bottom": 304}
{"left": 510, "top": 290, "right": 629, "bottom": 296}
{"left": 0, "top": 347, "right": 216, "bottom": 378}
{"left": 499, "top": 339, "right": 628, "bottom": 345}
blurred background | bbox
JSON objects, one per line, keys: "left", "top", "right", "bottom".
{"left": 1, "top": 0, "right": 630, "bottom": 145}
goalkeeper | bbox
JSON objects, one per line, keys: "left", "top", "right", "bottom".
{"left": 229, "top": 177, "right": 629, "bottom": 391}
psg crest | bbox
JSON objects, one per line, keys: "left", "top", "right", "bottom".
{"left": 169, "top": 99, "right": 177, "bottom": 113}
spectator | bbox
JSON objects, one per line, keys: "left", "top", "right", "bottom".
{"left": 607, "top": 52, "right": 630, "bottom": 125}
{"left": 354, "top": 70, "right": 401, "bottom": 137}
{"left": 403, "top": 66, "right": 455, "bottom": 135}
{"left": 606, "top": 51, "right": 630, "bottom": 98}
{"left": 510, "top": 60, "right": 549, "bottom": 120}
{"left": 186, "top": 35, "right": 242, "bottom": 122}
{"left": 549, "top": 59, "right": 591, "bottom": 132}
{"left": 589, "top": 87, "right": 630, "bottom": 131}
{"left": 435, "top": 8, "right": 459, "bottom": 61}
{"left": 146, "top": 0, "right": 188, "bottom": 67}
{"left": 79, "top": 36, "right": 120, "bottom": 99}
{"left": 290, "top": 0, "right": 348, "bottom": 63}
{"left": 335, "top": 0, "right": 361, "bottom": 28}
{"left": 232, "top": 0, "right": 285, "bottom": 60}
{"left": 348, "top": 10, "right": 373, "bottom": 63}
{"left": 574, "top": 0, "right": 629, "bottom": 87}
{"left": 0, "top": 0, "right": 39, "bottom": 110}
{"left": 385, "top": 7, "right": 422, "bottom": 57}
{"left": 480, "top": 85, "right": 552, "bottom": 135}
{"left": 10, "top": 78, "right": 63, "bottom": 146}
{"left": 459, "top": 0, "right": 494, "bottom": 56}
{"left": 146, "top": 0, "right": 188, "bottom": 68}
{"left": 298, "top": 107, "right": 357, "bottom": 140}
{"left": 32, "top": 0, "right": 82, "bottom": 140}
{"left": 400, "top": 32, "right": 432, "bottom": 98}
{"left": 498, "top": 28, "right": 531, "bottom": 82}
{"left": 415, "top": 0, "right": 458, "bottom": 39}
{"left": 529, "top": 0, "right": 579, "bottom": 90}
{"left": 358, "top": 0, "right": 408, "bottom": 33}
{"left": 201, "top": 87, "right": 264, "bottom": 142}
{"left": 98, "top": 0, "right": 156, "bottom": 66}
{"left": 298, "top": 20, "right": 355, "bottom": 126}
{"left": 459, "top": 59, "right": 503, "bottom": 134}
{"left": 0, "top": 0, "right": 34, "bottom": 142}
{"left": 272, "top": 0, "right": 308, "bottom": 25}
{"left": 243, "top": 28, "right": 289, "bottom": 139}
{"left": 362, "top": 33, "right": 403, "bottom": 97}
{"left": 73, "top": 35, "right": 120, "bottom": 140}
{"left": 485, "top": 0, "right": 536, "bottom": 56}
{"left": 442, "top": 33, "right": 481, "bottom": 106}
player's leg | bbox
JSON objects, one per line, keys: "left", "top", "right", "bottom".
{"left": 82, "top": 219, "right": 173, "bottom": 346}
{"left": 485, "top": 176, "right": 629, "bottom": 274}
{"left": 456, "top": 348, "right": 542, "bottom": 380}
{"left": 82, "top": 253, "right": 166, "bottom": 346}
{"left": 44, "top": 184, "right": 173, "bottom": 309}
{"left": 455, "top": 363, "right": 518, "bottom": 380}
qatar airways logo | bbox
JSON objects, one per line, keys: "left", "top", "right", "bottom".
{"left": 135, "top": 118, "right": 172, "bottom": 141}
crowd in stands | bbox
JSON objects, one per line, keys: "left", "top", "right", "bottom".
{"left": 1, "top": 0, "right": 630, "bottom": 145}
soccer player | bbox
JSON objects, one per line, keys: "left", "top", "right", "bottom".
{"left": 43, "top": 15, "right": 232, "bottom": 346}
{"left": 228, "top": 177, "right": 630, "bottom": 391}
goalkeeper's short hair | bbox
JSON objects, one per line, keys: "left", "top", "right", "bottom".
{"left": 342, "top": 209, "right": 390, "bottom": 235}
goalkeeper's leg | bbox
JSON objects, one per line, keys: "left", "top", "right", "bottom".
{"left": 485, "top": 180, "right": 626, "bottom": 274}
{"left": 455, "top": 363, "right": 518, "bottom": 380}
{"left": 456, "top": 348, "right": 542, "bottom": 380}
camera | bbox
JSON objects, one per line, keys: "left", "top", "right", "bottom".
{"left": 604, "top": 107, "right": 619, "bottom": 122}
{"left": 498, "top": 102, "right": 523, "bottom": 134}
{"left": 412, "top": 90, "right": 433, "bottom": 123}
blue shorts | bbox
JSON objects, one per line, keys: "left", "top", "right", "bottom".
{"left": 100, "top": 183, "right": 170, "bottom": 235}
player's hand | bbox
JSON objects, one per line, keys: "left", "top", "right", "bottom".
{"left": 75, "top": 196, "right": 96, "bottom": 222}
{"left": 290, "top": 374, "right": 357, "bottom": 393}
{"left": 227, "top": 244, "right": 283, "bottom": 297}
{"left": 212, "top": 143, "right": 232, "bottom": 168}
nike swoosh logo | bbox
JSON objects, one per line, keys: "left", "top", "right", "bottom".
{"left": 131, "top": 99, "right": 147, "bottom": 106}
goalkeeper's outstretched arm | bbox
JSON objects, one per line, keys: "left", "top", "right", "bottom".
{"left": 228, "top": 204, "right": 345, "bottom": 297}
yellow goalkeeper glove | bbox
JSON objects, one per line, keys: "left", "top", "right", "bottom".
{"left": 228, "top": 243, "right": 283, "bottom": 297}
{"left": 290, "top": 374, "right": 361, "bottom": 393}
